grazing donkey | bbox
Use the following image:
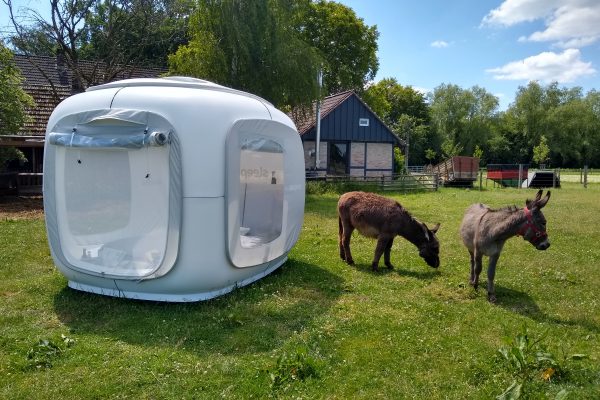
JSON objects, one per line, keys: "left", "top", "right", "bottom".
{"left": 460, "top": 190, "right": 551, "bottom": 303}
{"left": 337, "top": 191, "right": 440, "bottom": 271}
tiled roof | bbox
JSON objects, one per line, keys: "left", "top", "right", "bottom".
{"left": 12, "top": 54, "right": 165, "bottom": 136}
{"left": 21, "top": 85, "right": 72, "bottom": 136}
{"left": 14, "top": 55, "right": 69, "bottom": 87}
{"left": 291, "top": 90, "right": 354, "bottom": 135}
{"left": 14, "top": 54, "right": 166, "bottom": 89}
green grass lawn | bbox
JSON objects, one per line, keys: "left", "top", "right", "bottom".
{"left": 1, "top": 183, "right": 599, "bottom": 399}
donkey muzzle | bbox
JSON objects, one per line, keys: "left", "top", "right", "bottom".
{"left": 536, "top": 240, "right": 550, "bottom": 250}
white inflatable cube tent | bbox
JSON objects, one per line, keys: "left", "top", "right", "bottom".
{"left": 43, "top": 77, "right": 305, "bottom": 302}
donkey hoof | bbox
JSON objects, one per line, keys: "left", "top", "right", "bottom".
{"left": 346, "top": 259, "right": 355, "bottom": 266}
{"left": 488, "top": 294, "right": 497, "bottom": 303}
{"left": 371, "top": 263, "right": 380, "bottom": 271}
{"left": 385, "top": 263, "right": 394, "bottom": 270}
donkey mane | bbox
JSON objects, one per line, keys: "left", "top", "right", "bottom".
{"left": 487, "top": 204, "right": 519, "bottom": 213}
{"left": 476, "top": 205, "right": 526, "bottom": 241}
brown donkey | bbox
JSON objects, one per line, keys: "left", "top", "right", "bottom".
{"left": 460, "top": 190, "right": 551, "bottom": 303}
{"left": 337, "top": 191, "right": 440, "bottom": 271}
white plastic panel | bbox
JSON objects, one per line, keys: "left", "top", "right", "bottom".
{"left": 226, "top": 119, "right": 305, "bottom": 268}
{"left": 45, "top": 108, "right": 182, "bottom": 280}
{"left": 109, "top": 86, "right": 272, "bottom": 198}
{"left": 239, "top": 139, "right": 284, "bottom": 248}
{"left": 56, "top": 144, "right": 170, "bottom": 277}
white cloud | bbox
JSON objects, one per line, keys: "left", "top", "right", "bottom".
{"left": 411, "top": 86, "right": 432, "bottom": 96}
{"left": 483, "top": 0, "right": 600, "bottom": 48}
{"left": 486, "top": 48, "right": 596, "bottom": 83}
{"left": 482, "top": 0, "right": 562, "bottom": 26}
{"left": 430, "top": 40, "right": 449, "bottom": 48}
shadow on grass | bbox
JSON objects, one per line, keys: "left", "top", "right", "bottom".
{"left": 346, "top": 261, "right": 440, "bottom": 280}
{"left": 495, "top": 285, "right": 600, "bottom": 333}
{"left": 52, "top": 260, "right": 343, "bottom": 356}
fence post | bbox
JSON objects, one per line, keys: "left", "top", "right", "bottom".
{"left": 584, "top": 165, "right": 588, "bottom": 188}
{"left": 479, "top": 169, "right": 483, "bottom": 191}
{"left": 518, "top": 164, "right": 523, "bottom": 189}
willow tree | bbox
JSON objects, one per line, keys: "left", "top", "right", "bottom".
{"left": 168, "top": 0, "right": 323, "bottom": 108}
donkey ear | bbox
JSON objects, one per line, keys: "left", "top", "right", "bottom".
{"left": 430, "top": 223, "right": 440, "bottom": 234}
{"left": 419, "top": 222, "right": 429, "bottom": 241}
{"left": 537, "top": 190, "right": 551, "bottom": 209}
{"left": 526, "top": 190, "right": 542, "bottom": 208}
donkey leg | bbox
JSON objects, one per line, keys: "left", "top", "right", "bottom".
{"left": 468, "top": 250, "right": 475, "bottom": 285}
{"left": 472, "top": 253, "right": 484, "bottom": 290}
{"left": 338, "top": 216, "right": 346, "bottom": 261}
{"left": 487, "top": 255, "right": 500, "bottom": 303}
{"left": 371, "top": 236, "right": 389, "bottom": 271}
{"left": 341, "top": 223, "right": 355, "bottom": 265}
{"left": 384, "top": 238, "right": 394, "bottom": 269}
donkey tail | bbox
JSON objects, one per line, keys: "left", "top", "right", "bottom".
{"left": 338, "top": 215, "right": 343, "bottom": 239}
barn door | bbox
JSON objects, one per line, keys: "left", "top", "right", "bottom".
{"left": 328, "top": 142, "right": 349, "bottom": 175}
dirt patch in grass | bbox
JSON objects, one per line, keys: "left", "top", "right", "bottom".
{"left": 0, "top": 196, "right": 44, "bottom": 220}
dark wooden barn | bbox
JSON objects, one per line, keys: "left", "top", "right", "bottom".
{"left": 291, "top": 91, "right": 404, "bottom": 178}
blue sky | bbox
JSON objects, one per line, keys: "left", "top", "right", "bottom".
{"left": 338, "top": 0, "right": 600, "bottom": 110}
{"left": 2, "top": 0, "right": 600, "bottom": 110}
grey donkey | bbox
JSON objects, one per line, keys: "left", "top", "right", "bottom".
{"left": 460, "top": 190, "right": 551, "bottom": 302}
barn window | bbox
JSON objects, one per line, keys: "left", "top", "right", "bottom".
{"left": 359, "top": 118, "right": 370, "bottom": 127}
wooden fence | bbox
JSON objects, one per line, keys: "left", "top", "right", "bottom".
{"left": 0, "top": 172, "right": 43, "bottom": 196}
{"left": 17, "top": 173, "right": 43, "bottom": 195}
{"left": 306, "top": 173, "right": 439, "bottom": 192}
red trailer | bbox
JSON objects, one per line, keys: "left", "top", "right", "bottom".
{"left": 487, "top": 164, "right": 529, "bottom": 187}
{"left": 428, "top": 156, "right": 480, "bottom": 186}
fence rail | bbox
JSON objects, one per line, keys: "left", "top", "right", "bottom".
{"left": 306, "top": 172, "right": 439, "bottom": 192}
{"left": 0, "top": 173, "right": 43, "bottom": 196}
{"left": 17, "top": 173, "right": 43, "bottom": 195}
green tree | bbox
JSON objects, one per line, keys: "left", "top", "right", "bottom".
{"left": 425, "top": 148, "right": 436, "bottom": 165}
{"left": 297, "top": 0, "right": 379, "bottom": 95}
{"left": 429, "top": 83, "right": 499, "bottom": 162}
{"left": 441, "top": 139, "right": 463, "bottom": 159}
{"left": 393, "top": 147, "right": 405, "bottom": 174}
{"left": 546, "top": 99, "right": 599, "bottom": 167}
{"left": 80, "top": 0, "right": 191, "bottom": 68}
{"left": 532, "top": 135, "right": 549, "bottom": 166}
{"left": 0, "top": 44, "right": 34, "bottom": 171}
{"left": 4, "top": 0, "right": 187, "bottom": 93}
{"left": 503, "top": 81, "right": 587, "bottom": 164}
{"left": 363, "top": 78, "right": 429, "bottom": 124}
{"left": 473, "top": 144, "right": 483, "bottom": 160}
{"left": 169, "top": 0, "right": 322, "bottom": 108}
{"left": 362, "top": 78, "right": 431, "bottom": 164}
